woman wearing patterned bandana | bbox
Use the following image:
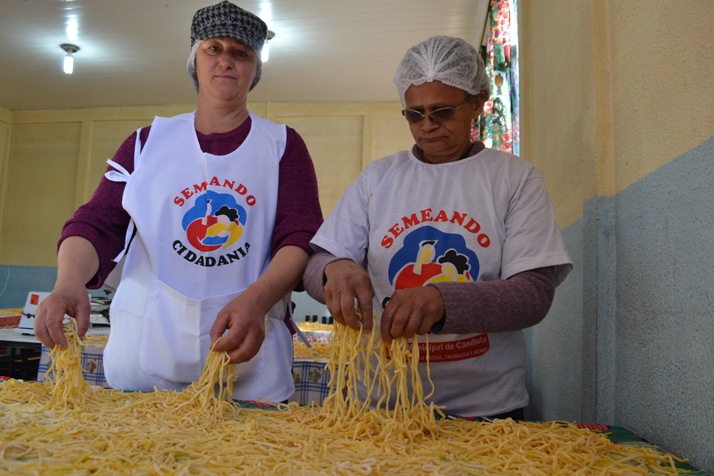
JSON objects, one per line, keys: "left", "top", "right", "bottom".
{"left": 35, "top": 1, "right": 323, "bottom": 403}
{"left": 303, "top": 36, "right": 572, "bottom": 420}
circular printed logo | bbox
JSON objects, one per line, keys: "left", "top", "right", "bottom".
{"left": 388, "top": 226, "right": 479, "bottom": 289}
{"left": 181, "top": 191, "right": 247, "bottom": 252}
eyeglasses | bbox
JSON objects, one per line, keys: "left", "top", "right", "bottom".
{"left": 401, "top": 95, "right": 474, "bottom": 124}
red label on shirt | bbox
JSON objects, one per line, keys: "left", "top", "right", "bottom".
{"left": 409, "top": 334, "right": 490, "bottom": 362}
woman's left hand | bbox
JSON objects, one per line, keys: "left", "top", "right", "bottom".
{"left": 210, "top": 295, "right": 268, "bottom": 364}
{"left": 208, "top": 246, "right": 308, "bottom": 363}
{"left": 380, "top": 286, "right": 445, "bottom": 343}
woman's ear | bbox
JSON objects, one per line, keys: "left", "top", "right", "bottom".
{"left": 471, "top": 92, "right": 487, "bottom": 118}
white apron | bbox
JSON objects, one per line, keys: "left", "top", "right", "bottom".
{"left": 103, "top": 111, "right": 294, "bottom": 402}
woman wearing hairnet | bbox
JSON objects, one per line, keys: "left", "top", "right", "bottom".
{"left": 35, "top": 1, "right": 322, "bottom": 403}
{"left": 303, "top": 36, "right": 572, "bottom": 419}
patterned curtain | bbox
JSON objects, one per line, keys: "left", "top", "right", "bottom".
{"left": 472, "top": 0, "right": 520, "bottom": 156}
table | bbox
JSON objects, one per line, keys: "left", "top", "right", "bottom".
{"left": 578, "top": 425, "right": 707, "bottom": 475}
{"left": 0, "top": 328, "right": 43, "bottom": 380}
{"left": 1, "top": 327, "right": 112, "bottom": 382}
{"left": 2, "top": 329, "right": 706, "bottom": 473}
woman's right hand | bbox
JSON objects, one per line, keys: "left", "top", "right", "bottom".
{"left": 35, "top": 236, "right": 99, "bottom": 348}
{"left": 323, "top": 259, "right": 375, "bottom": 333}
{"left": 34, "top": 284, "right": 91, "bottom": 348}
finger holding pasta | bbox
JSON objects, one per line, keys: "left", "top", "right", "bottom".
{"left": 380, "top": 286, "right": 445, "bottom": 343}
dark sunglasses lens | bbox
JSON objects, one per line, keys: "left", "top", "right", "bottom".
{"left": 403, "top": 109, "right": 424, "bottom": 123}
{"left": 430, "top": 108, "right": 456, "bottom": 123}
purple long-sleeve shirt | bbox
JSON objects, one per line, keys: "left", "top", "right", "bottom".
{"left": 60, "top": 116, "right": 323, "bottom": 289}
{"left": 302, "top": 252, "right": 557, "bottom": 334}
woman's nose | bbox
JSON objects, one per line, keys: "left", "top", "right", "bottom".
{"left": 420, "top": 115, "right": 439, "bottom": 130}
{"left": 216, "top": 53, "right": 233, "bottom": 68}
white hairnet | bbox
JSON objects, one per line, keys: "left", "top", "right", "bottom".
{"left": 187, "top": 41, "right": 201, "bottom": 92}
{"left": 393, "top": 36, "right": 490, "bottom": 106}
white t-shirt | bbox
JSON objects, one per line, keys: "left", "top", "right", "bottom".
{"left": 311, "top": 146, "right": 572, "bottom": 417}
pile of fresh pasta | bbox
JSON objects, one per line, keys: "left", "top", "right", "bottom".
{"left": 293, "top": 340, "right": 331, "bottom": 360}
{"left": 0, "top": 319, "right": 689, "bottom": 474}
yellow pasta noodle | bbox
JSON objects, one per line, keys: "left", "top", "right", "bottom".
{"left": 44, "top": 318, "right": 90, "bottom": 408}
{"left": 293, "top": 341, "right": 331, "bottom": 360}
{"left": 81, "top": 334, "right": 109, "bottom": 346}
{"left": 296, "top": 321, "right": 334, "bottom": 332}
{"left": 0, "top": 317, "right": 692, "bottom": 474}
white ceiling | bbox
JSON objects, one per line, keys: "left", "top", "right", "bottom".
{"left": 0, "top": 0, "right": 489, "bottom": 111}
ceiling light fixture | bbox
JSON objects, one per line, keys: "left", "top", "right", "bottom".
{"left": 262, "top": 30, "right": 275, "bottom": 62}
{"left": 66, "top": 17, "right": 78, "bottom": 41}
{"left": 259, "top": 2, "right": 272, "bottom": 24}
{"left": 60, "top": 43, "right": 80, "bottom": 74}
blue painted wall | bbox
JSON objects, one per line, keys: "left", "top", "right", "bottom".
{"left": 527, "top": 136, "right": 714, "bottom": 472}
{"left": 0, "top": 266, "right": 58, "bottom": 308}
{"left": 0, "top": 266, "right": 109, "bottom": 308}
